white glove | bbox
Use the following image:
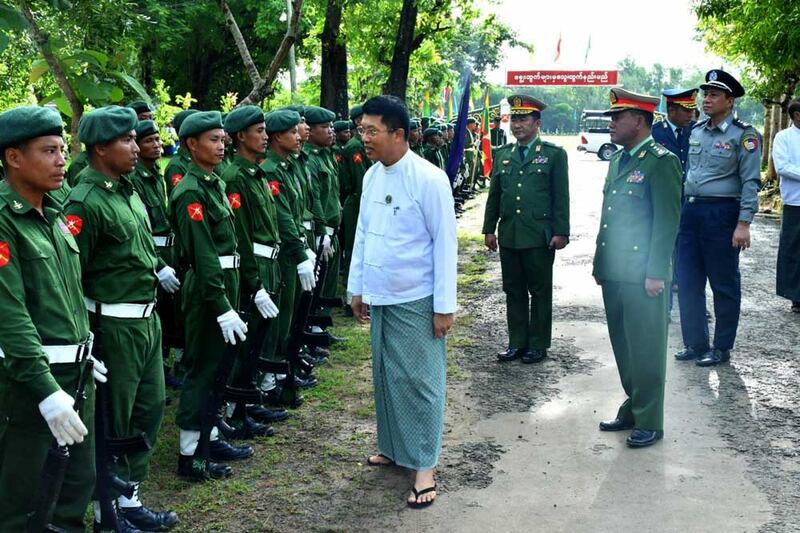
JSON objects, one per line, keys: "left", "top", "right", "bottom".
{"left": 320, "top": 235, "right": 333, "bottom": 261}
{"left": 254, "top": 288, "right": 279, "bottom": 319}
{"left": 216, "top": 309, "right": 248, "bottom": 345}
{"left": 88, "top": 355, "right": 108, "bottom": 383}
{"left": 305, "top": 248, "right": 316, "bottom": 263}
{"left": 38, "top": 390, "right": 88, "bottom": 446}
{"left": 157, "top": 266, "right": 181, "bottom": 294}
{"left": 297, "top": 259, "right": 316, "bottom": 292}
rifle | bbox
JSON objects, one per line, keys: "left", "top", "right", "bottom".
{"left": 90, "top": 309, "right": 151, "bottom": 533}
{"left": 26, "top": 357, "right": 94, "bottom": 533}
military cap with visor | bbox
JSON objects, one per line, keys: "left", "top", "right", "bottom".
{"left": 78, "top": 105, "right": 138, "bottom": 145}
{"left": 304, "top": 106, "right": 336, "bottom": 125}
{"left": 179, "top": 110, "right": 223, "bottom": 138}
{"left": 265, "top": 109, "right": 302, "bottom": 133}
{"left": 700, "top": 69, "right": 745, "bottom": 98}
{"left": 662, "top": 88, "right": 699, "bottom": 109}
{"left": 134, "top": 119, "right": 159, "bottom": 140}
{"left": 0, "top": 106, "right": 64, "bottom": 150}
{"left": 603, "top": 88, "right": 660, "bottom": 115}
{"left": 508, "top": 94, "right": 547, "bottom": 115}
{"left": 224, "top": 105, "right": 265, "bottom": 134}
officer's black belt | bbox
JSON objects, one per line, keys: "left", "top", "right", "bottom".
{"left": 686, "top": 196, "right": 738, "bottom": 204}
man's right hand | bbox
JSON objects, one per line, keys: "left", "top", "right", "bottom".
{"left": 351, "top": 295, "right": 369, "bottom": 323}
{"left": 484, "top": 233, "right": 498, "bottom": 252}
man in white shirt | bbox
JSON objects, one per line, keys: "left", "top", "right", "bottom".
{"left": 347, "top": 95, "right": 457, "bottom": 509}
{"left": 773, "top": 98, "right": 800, "bottom": 312}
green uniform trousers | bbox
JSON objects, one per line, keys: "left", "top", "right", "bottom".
{"left": 0, "top": 362, "right": 95, "bottom": 533}
{"left": 499, "top": 246, "right": 555, "bottom": 350}
{"left": 601, "top": 280, "right": 669, "bottom": 432}
{"left": 92, "top": 312, "right": 164, "bottom": 483}
{"left": 276, "top": 254, "right": 298, "bottom": 357}
{"left": 177, "top": 269, "right": 240, "bottom": 430}
{"left": 319, "top": 238, "right": 341, "bottom": 317}
{"left": 155, "top": 245, "right": 184, "bottom": 353}
{"left": 341, "top": 196, "right": 359, "bottom": 289}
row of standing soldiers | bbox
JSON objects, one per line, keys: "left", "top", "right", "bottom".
{"left": 0, "top": 100, "right": 374, "bottom": 532}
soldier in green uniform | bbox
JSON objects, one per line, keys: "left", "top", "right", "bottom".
{"left": 65, "top": 150, "right": 89, "bottom": 188}
{"left": 422, "top": 128, "right": 444, "bottom": 168}
{"left": 593, "top": 89, "right": 682, "bottom": 448}
{"left": 63, "top": 106, "right": 178, "bottom": 530}
{"left": 482, "top": 95, "right": 570, "bottom": 365}
{"left": 409, "top": 119, "right": 424, "bottom": 157}
{"left": 164, "top": 109, "right": 200, "bottom": 197}
{"left": 0, "top": 106, "right": 103, "bottom": 532}
{"left": 127, "top": 120, "right": 185, "bottom": 391}
{"left": 333, "top": 120, "right": 352, "bottom": 158}
{"left": 260, "top": 110, "right": 318, "bottom": 404}
{"left": 169, "top": 111, "right": 255, "bottom": 480}
{"left": 220, "top": 106, "right": 288, "bottom": 429}
{"left": 128, "top": 101, "right": 154, "bottom": 121}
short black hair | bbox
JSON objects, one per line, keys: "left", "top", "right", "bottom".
{"left": 632, "top": 110, "right": 654, "bottom": 128}
{"left": 0, "top": 141, "right": 28, "bottom": 167}
{"left": 788, "top": 99, "right": 800, "bottom": 120}
{"left": 362, "top": 95, "right": 411, "bottom": 141}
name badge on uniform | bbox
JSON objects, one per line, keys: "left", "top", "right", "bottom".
{"left": 534, "top": 156, "right": 548, "bottom": 164}
{"left": 627, "top": 170, "right": 645, "bottom": 183}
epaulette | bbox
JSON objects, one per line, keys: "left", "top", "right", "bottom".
{"left": 541, "top": 140, "right": 562, "bottom": 149}
{"left": 692, "top": 119, "right": 708, "bottom": 130}
{"left": 732, "top": 118, "right": 752, "bottom": 129}
{"left": 647, "top": 141, "right": 670, "bottom": 158}
{"left": 67, "top": 181, "right": 95, "bottom": 203}
{"left": 170, "top": 173, "right": 200, "bottom": 201}
{"left": 261, "top": 158, "right": 279, "bottom": 174}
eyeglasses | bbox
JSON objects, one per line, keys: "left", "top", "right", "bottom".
{"left": 357, "top": 126, "right": 396, "bottom": 138}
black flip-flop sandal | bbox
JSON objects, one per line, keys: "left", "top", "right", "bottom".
{"left": 407, "top": 484, "right": 436, "bottom": 509}
{"left": 366, "top": 453, "right": 395, "bottom": 466}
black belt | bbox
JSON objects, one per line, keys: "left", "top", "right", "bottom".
{"left": 686, "top": 196, "right": 738, "bottom": 204}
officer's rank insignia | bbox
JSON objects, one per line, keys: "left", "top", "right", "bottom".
{"left": 280, "top": 162, "right": 287, "bottom": 168}
{"left": 65, "top": 215, "right": 83, "bottom": 236}
{"left": 534, "top": 156, "right": 548, "bottom": 164}
{"left": 268, "top": 180, "right": 280, "bottom": 197}
{"left": 187, "top": 203, "right": 204, "bottom": 222}
{"left": 171, "top": 174, "right": 183, "bottom": 187}
{"left": 227, "top": 193, "right": 241, "bottom": 210}
{"left": 742, "top": 134, "right": 759, "bottom": 153}
{"left": 104, "top": 181, "right": 113, "bottom": 189}
{"left": 12, "top": 200, "right": 23, "bottom": 210}
{"left": 248, "top": 168, "right": 255, "bottom": 174}
{"left": 535, "top": 144, "right": 542, "bottom": 152}
{"left": 353, "top": 153, "right": 363, "bottom": 165}
{"left": 0, "top": 241, "right": 10, "bottom": 267}
{"left": 627, "top": 170, "right": 645, "bottom": 183}
{"left": 502, "top": 160, "right": 509, "bottom": 165}
{"left": 638, "top": 150, "right": 646, "bottom": 159}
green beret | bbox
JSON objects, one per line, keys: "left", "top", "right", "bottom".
{"left": 410, "top": 119, "right": 421, "bottom": 130}
{"left": 265, "top": 110, "right": 301, "bottom": 133}
{"left": 304, "top": 106, "right": 336, "bottom": 125}
{"left": 179, "top": 111, "right": 223, "bottom": 138}
{"left": 333, "top": 120, "right": 351, "bottom": 132}
{"left": 173, "top": 109, "right": 199, "bottom": 135}
{"left": 284, "top": 104, "right": 305, "bottom": 118}
{"left": 135, "top": 120, "right": 159, "bottom": 140}
{"left": 127, "top": 101, "right": 153, "bottom": 114}
{"left": 0, "top": 106, "right": 64, "bottom": 150}
{"left": 78, "top": 105, "right": 138, "bottom": 146}
{"left": 423, "top": 127, "right": 441, "bottom": 137}
{"left": 224, "top": 105, "right": 265, "bottom": 134}
{"left": 349, "top": 105, "right": 364, "bottom": 121}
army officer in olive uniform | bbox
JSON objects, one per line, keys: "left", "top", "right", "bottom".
{"left": 482, "top": 95, "right": 570, "bottom": 364}
{"left": 593, "top": 89, "right": 682, "bottom": 448}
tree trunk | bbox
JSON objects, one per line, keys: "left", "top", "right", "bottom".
{"left": 320, "top": 0, "right": 349, "bottom": 117}
{"left": 766, "top": 103, "right": 782, "bottom": 184}
{"left": 19, "top": 1, "right": 83, "bottom": 154}
{"left": 219, "top": 0, "right": 261, "bottom": 87}
{"left": 761, "top": 104, "right": 772, "bottom": 168}
{"left": 382, "top": 0, "right": 417, "bottom": 100}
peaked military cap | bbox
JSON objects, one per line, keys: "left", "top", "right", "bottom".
{"left": 174, "top": 109, "right": 199, "bottom": 135}
{"left": 0, "top": 106, "right": 64, "bottom": 150}
{"left": 265, "top": 109, "right": 301, "bottom": 133}
{"left": 135, "top": 119, "right": 159, "bottom": 140}
{"left": 224, "top": 105, "right": 265, "bottom": 134}
{"left": 663, "top": 88, "right": 699, "bottom": 109}
{"left": 179, "top": 110, "right": 223, "bottom": 138}
{"left": 508, "top": 94, "right": 547, "bottom": 115}
{"left": 333, "top": 120, "right": 351, "bottom": 132}
{"left": 604, "top": 88, "right": 660, "bottom": 115}
{"left": 700, "top": 69, "right": 745, "bottom": 98}
{"left": 127, "top": 100, "right": 153, "bottom": 114}
{"left": 79, "top": 105, "right": 138, "bottom": 145}
{"left": 349, "top": 105, "right": 364, "bottom": 121}
{"left": 304, "top": 106, "right": 336, "bottom": 125}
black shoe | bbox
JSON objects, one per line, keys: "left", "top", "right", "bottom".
{"left": 263, "top": 385, "right": 304, "bottom": 408}
{"left": 94, "top": 514, "right": 142, "bottom": 533}
{"left": 599, "top": 418, "right": 635, "bottom": 432}
{"left": 696, "top": 348, "right": 730, "bottom": 367}
{"left": 674, "top": 346, "right": 708, "bottom": 361}
{"left": 247, "top": 404, "right": 289, "bottom": 423}
{"left": 521, "top": 349, "right": 546, "bottom": 364}
{"left": 220, "top": 416, "right": 274, "bottom": 440}
{"left": 497, "top": 348, "right": 526, "bottom": 362}
{"left": 119, "top": 505, "right": 179, "bottom": 532}
{"left": 209, "top": 439, "right": 254, "bottom": 462}
{"left": 294, "top": 374, "right": 318, "bottom": 389}
{"left": 326, "top": 332, "right": 346, "bottom": 344}
{"left": 311, "top": 345, "right": 330, "bottom": 358}
{"left": 626, "top": 429, "right": 664, "bottom": 448}
{"left": 177, "top": 454, "right": 232, "bottom": 481}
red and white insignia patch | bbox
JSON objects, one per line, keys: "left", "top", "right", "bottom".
{"left": 352, "top": 153, "right": 363, "bottom": 165}
{"left": 335, "top": 154, "right": 343, "bottom": 163}
{"left": 0, "top": 241, "right": 9, "bottom": 267}
{"left": 268, "top": 180, "right": 280, "bottom": 197}
{"left": 171, "top": 173, "right": 183, "bottom": 187}
{"left": 65, "top": 215, "right": 83, "bottom": 236}
{"left": 227, "top": 193, "right": 241, "bottom": 210}
{"left": 187, "top": 203, "right": 204, "bottom": 222}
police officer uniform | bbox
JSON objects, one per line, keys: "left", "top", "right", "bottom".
{"left": 675, "top": 70, "right": 762, "bottom": 366}
{"left": 482, "top": 95, "right": 570, "bottom": 363}
{"left": 593, "top": 89, "right": 682, "bottom": 447}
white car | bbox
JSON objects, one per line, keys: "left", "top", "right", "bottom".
{"left": 576, "top": 110, "right": 620, "bottom": 161}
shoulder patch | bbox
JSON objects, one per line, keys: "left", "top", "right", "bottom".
{"left": 227, "top": 193, "right": 241, "bottom": 210}
{"left": 0, "top": 240, "right": 10, "bottom": 268}
{"left": 65, "top": 214, "right": 84, "bottom": 236}
{"left": 268, "top": 180, "right": 280, "bottom": 197}
{"left": 67, "top": 182, "right": 95, "bottom": 203}
{"left": 742, "top": 133, "right": 760, "bottom": 153}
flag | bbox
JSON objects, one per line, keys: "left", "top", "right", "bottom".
{"left": 584, "top": 34, "right": 592, "bottom": 64}
{"left": 554, "top": 33, "right": 562, "bottom": 62}
{"left": 447, "top": 87, "right": 455, "bottom": 119}
{"left": 446, "top": 72, "right": 472, "bottom": 184}
{"left": 423, "top": 91, "right": 431, "bottom": 116}
{"left": 481, "top": 89, "right": 492, "bottom": 177}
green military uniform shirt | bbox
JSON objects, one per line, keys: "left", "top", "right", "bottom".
{"left": 261, "top": 151, "right": 308, "bottom": 267}
{"left": 482, "top": 137, "right": 570, "bottom": 248}
{"left": 304, "top": 143, "right": 342, "bottom": 230}
{"left": 164, "top": 145, "right": 192, "bottom": 197}
{"left": 296, "top": 148, "right": 326, "bottom": 242}
{"left": 127, "top": 161, "right": 171, "bottom": 237}
{"left": 65, "top": 151, "right": 89, "bottom": 187}
{"left": 65, "top": 168, "right": 161, "bottom": 303}
{"left": 339, "top": 134, "right": 370, "bottom": 202}
{"left": 592, "top": 138, "right": 682, "bottom": 282}
{"left": 423, "top": 143, "right": 444, "bottom": 169}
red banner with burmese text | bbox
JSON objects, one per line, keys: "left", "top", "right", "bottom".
{"left": 507, "top": 70, "right": 618, "bottom": 86}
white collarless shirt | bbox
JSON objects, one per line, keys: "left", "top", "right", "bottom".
{"left": 347, "top": 149, "right": 457, "bottom": 313}
{"left": 772, "top": 123, "right": 800, "bottom": 206}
